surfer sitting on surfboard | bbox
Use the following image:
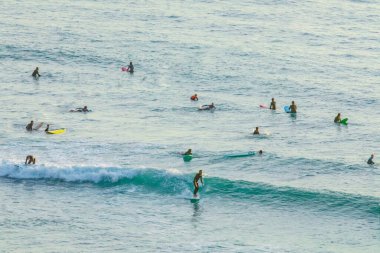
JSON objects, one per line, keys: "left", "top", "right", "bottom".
{"left": 334, "top": 113, "right": 341, "bottom": 123}
{"left": 191, "top": 94, "right": 198, "bottom": 101}
{"left": 45, "top": 124, "right": 50, "bottom": 132}
{"left": 367, "top": 154, "right": 375, "bottom": 165}
{"left": 269, "top": 98, "right": 276, "bottom": 110}
{"left": 32, "top": 67, "right": 41, "bottom": 78}
{"left": 193, "top": 170, "right": 204, "bottom": 197}
{"left": 25, "top": 155, "right": 36, "bottom": 165}
{"left": 289, "top": 101, "right": 297, "bottom": 113}
{"left": 253, "top": 127, "right": 260, "bottom": 135}
{"left": 26, "top": 120, "right": 34, "bottom": 131}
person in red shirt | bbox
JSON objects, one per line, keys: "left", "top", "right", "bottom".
{"left": 190, "top": 94, "right": 198, "bottom": 101}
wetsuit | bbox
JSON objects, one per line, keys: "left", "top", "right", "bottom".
{"left": 367, "top": 157, "right": 374, "bottom": 165}
{"left": 32, "top": 69, "right": 40, "bottom": 78}
{"left": 128, "top": 64, "right": 134, "bottom": 73}
{"left": 26, "top": 122, "right": 33, "bottom": 131}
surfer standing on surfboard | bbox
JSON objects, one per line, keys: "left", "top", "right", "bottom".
{"left": 193, "top": 170, "right": 204, "bottom": 197}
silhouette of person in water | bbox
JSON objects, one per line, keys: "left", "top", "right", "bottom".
{"left": 25, "top": 155, "right": 36, "bottom": 165}
{"left": 26, "top": 120, "right": 34, "bottom": 131}
{"left": 367, "top": 154, "right": 375, "bottom": 165}
{"left": 334, "top": 113, "right": 341, "bottom": 123}
{"left": 127, "top": 62, "right": 134, "bottom": 73}
{"left": 32, "top": 67, "right": 41, "bottom": 78}
{"left": 269, "top": 98, "right": 276, "bottom": 110}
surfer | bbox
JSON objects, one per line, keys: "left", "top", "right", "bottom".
{"left": 70, "top": 106, "right": 90, "bottom": 112}
{"left": 127, "top": 62, "right": 134, "bottom": 73}
{"left": 32, "top": 67, "right": 41, "bottom": 78}
{"left": 269, "top": 98, "right": 276, "bottom": 110}
{"left": 208, "top": 103, "right": 215, "bottom": 109}
{"left": 191, "top": 94, "right": 198, "bottom": 101}
{"left": 253, "top": 127, "right": 260, "bottom": 135}
{"left": 334, "top": 113, "right": 341, "bottom": 123}
{"left": 183, "top": 149, "right": 192, "bottom": 155}
{"left": 367, "top": 154, "right": 375, "bottom": 165}
{"left": 45, "top": 124, "right": 50, "bottom": 132}
{"left": 193, "top": 170, "right": 204, "bottom": 197}
{"left": 289, "top": 101, "right": 297, "bottom": 113}
{"left": 26, "top": 120, "right": 34, "bottom": 131}
{"left": 25, "top": 155, "right": 36, "bottom": 165}
{"left": 259, "top": 150, "right": 263, "bottom": 155}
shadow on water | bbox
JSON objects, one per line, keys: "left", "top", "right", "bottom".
{"left": 191, "top": 201, "right": 202, "bottom": 222}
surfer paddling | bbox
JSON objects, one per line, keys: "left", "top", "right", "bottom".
{"left": 193, "top": 170, "right": 204, "bottom": 197}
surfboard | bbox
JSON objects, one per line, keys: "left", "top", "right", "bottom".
{"left": 46, "top": 128, "right": 66, "bottom": 135}
{"left": 70, "top": 108, "right": 92, "bottom": 112}
{"left": 259, "top": 104, "right": 268, "bottom": 109}
{"left": 224, "top": 151, "right": 255, "bottom": 158}
{"left": 183, "top": 154, "right": 193, "bottom": 162}
{"left": 189, "top": 194, "right": 200, "bottom": 202}
{"left": 284, "top": 106, "right": 291, "bottom": 113}
{"left": 198, "top": 105, "right": 210, "bottom": 110}
{"left": 340, "top": 118, "right": 348, "bottom": 125}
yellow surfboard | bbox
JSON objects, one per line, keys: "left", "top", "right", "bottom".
{"left": 46, "top": 128, "right": 66, "bottom": 134}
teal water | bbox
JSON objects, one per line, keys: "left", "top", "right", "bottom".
{"left": 1, "top": 0, "right": 379, "bottom": 252}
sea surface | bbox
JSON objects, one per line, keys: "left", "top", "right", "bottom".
{"left": 0, "top": 0, "right": 379, "bottom": 252}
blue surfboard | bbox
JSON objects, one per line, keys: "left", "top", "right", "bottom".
{"left": 284, "top": 106, "right": 291, "bottom": 113}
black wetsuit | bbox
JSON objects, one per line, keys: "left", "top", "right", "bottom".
{"left": 128, "top": 64, "right": 134, "bottom": 73}
{"left": 32, "top": 69, "right": 40, "bottom": 77}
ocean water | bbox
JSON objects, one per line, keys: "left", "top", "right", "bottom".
{"left": 0, "top": 0, "right": 379, "bottom": 252}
